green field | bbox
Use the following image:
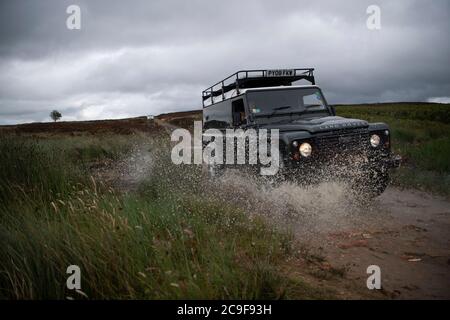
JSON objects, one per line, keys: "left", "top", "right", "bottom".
{"left": 336, "top": 103, "right": 450, "bottom": 196}
{"left": 1, "top": 102, "right": 448, "bottom": 299}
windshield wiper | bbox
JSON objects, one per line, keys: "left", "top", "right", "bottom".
{"left": 269, "top": 106, "right": 292, "bottom": 117}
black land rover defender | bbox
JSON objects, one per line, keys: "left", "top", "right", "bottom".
{"left": 202, "top": 68, "right": 400, "bottom": 195}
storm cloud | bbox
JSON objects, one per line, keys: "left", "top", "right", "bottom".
{"left": 0, "top": 0, "right": 449, "bottom": 124}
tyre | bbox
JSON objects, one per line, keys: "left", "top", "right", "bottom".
{"left": 353, "top": 168, "right": 389, "bottom": 197}
{"left": 370, "top": 170, "right": 389, "bottom": 196}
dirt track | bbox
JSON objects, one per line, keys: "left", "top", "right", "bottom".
{"left": 307, "top": 187, "right": 450, "bottom": 299}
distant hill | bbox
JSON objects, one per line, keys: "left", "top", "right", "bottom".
{"left": 0, "top": 116, "right": 162, "bottom": 136}
{"left": 1, "top": 102, "right": 448, "bottom": 135}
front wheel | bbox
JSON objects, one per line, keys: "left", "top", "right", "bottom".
{"left": 353, "top": 169, "right": 389, "bottom": 197}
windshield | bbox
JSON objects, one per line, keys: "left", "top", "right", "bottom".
{"left": 246, "top": 88, "right": 328, "bottom": 119}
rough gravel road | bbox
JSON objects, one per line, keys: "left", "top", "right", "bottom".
{"left": 310, "top": 187, "right": 450, "bottom": 299}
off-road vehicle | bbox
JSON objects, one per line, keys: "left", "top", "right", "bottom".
{"left": 201, "top": 68, "right": 401, "bottom": 195}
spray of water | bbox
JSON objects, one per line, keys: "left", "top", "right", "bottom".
{"left": 118, "top": 138, "right": 381, "bottom": 242}
{"left": 205, "top": 169, "right": 378, "bottom": 240}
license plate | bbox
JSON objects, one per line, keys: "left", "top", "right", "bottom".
{"left": 265, "top": 69, "right": 295, "bottom": 77}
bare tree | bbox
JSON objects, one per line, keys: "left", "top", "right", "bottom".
{"left": 50, "top": 110, "right": 62, "bottom": 122}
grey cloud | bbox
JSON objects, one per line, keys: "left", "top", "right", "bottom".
{"left": 0, "top": 0, "right": 449, "bottom": 124}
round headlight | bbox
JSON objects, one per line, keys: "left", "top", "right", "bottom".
{"left": 370, "top": 134, "right": 381, "bottom": 147}
{"left": 299, "top": 142, "right": 312, "bottom": 157}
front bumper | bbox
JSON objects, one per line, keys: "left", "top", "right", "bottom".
{"left": 368, "top": 153, "right": 401, "bottom": 171}
{"left": 282, "top": 151, "right": 401, "bottom": 180}
{"left": 387, "top": 154, "right": 402, "bottom": 169}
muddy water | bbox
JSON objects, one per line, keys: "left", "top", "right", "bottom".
{"left": 208, "top": 170, "right": 372, "bottom": 236}
{"left": 205, "top": 170, "right": 450, "bottom": 299}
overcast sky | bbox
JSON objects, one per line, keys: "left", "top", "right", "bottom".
{"left": 0, "top": 0, "right": 449, "bottom": 124}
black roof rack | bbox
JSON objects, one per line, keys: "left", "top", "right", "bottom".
{"left": 202, "top": 68, "right": 315, "bottom": 107}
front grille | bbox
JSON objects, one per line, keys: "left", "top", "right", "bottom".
{"left": 313, "top": 128, "right": 369, "bottom": 153}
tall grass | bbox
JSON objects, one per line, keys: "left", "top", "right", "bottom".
{"left": 336, "top": 103, "right": 450, "bottom": 195}
{"left": 0, "top": 136, "right": 323, "bottom": 299}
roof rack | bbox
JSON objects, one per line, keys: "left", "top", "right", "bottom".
{"left": 202, "top": 68, "right": 315, "bottom": 107}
